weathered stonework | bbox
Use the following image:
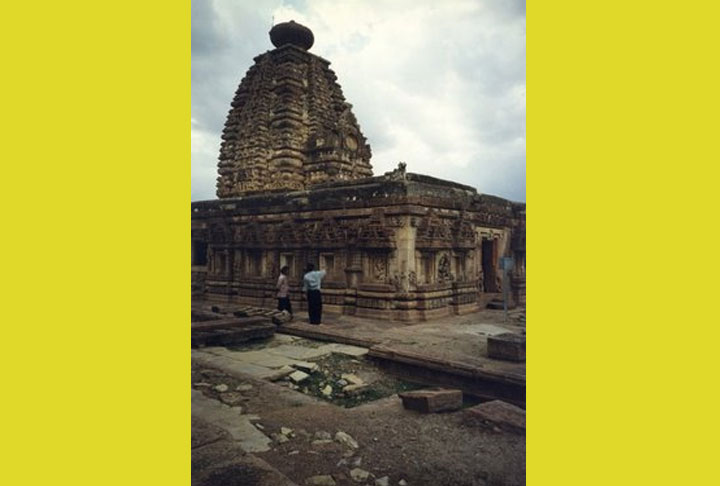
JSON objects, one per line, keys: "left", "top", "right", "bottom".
{"left": 216, "top": 21, "right": 372, "bottom": 198}
{"left": 192, "top": 21, "right": 526, "bottom": 321}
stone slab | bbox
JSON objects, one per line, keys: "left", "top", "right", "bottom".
{"left": 289, "top": 370, "right": 310, "bottom": 383}
{"left": 326, "top": 343, "right": 369, "bottom": 357}
{"left": 192, "top": 415, "right": 231, "bottom": 449}
{"left": 192, "top": 436, "right": 299, "bottom": 486}
{"left": 192, "top": 351, "right": 277, "bottom": 379}
{"left": 487, "top": 333, "right": 526, "bottom": 362}
{"left": 218, "top": 350, "right": 299, "bottom": 368}
{"left": 265, "top": 344, "right": 335, "bottom": 360}
{"left": 341, "top": 373, "right": 364, "bottom": 385}
{"left": 465, "top": 399, "right": 526, "bottom": 433}
{"left": 271, "top": 334, "right": 301, "bottom": 344}
{"left": 277, "top": 324, "right": 381, "bottom": 348}
{"left": 398, "top": 388, "right": 463, "bottom": 413}
{"left": 266, "top": 365, "right": 296, "bottom": 381}
{"left": 192, "top": 389, "right": 272, "bottom": 452}
{"left": 292, "top": 360, "right": 319, "bottom": 372}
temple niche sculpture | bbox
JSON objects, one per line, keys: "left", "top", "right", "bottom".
{"left": 192, "top": 21, "right": 526, "bottom": 321}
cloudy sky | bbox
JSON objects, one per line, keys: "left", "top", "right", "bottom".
{"left": 192, "top": 0, "right": 525, "bottom": 202}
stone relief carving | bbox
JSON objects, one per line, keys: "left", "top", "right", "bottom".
{"left": 231, "top": 217, "right": 396, "bottom": 249}
{"left": 384, "top": 162, "right": 407, "bottom": 181}
{"left": 408, "top": 270, "right": 417, "bottom": 287}
{"left": 438, "top": 254, "right": 453, "bottom": 283}
{"left": 373, "top": 256, "right": 387, "bottom": 282}
{"left": 390, "top": 272, "right": 404, "bottom": 292}
{"left": 216, "top": 36, "right": 373, "bottom": 198}
{"left": 477, "top": 271, "right": 485, "bottom": 292}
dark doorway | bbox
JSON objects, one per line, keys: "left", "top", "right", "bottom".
{"left": 192, "top": 240, "right": 208, "bottom": 266}
{"left": 482, "top": 239, "right": 498, "bottom": 292}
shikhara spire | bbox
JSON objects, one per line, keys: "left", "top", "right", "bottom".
{"left": 216, "top": 21, "right": 373, "bottom": 198}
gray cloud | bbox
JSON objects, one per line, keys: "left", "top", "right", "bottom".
{"left": 192, "top": 0, "right": 525, "bottom": 202}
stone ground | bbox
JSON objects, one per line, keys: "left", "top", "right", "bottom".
{"left": 281, "top": 308, "right": 526, "bottom": 377}
{"left": 192, "top": 308, "right": 526, "bottom": 486}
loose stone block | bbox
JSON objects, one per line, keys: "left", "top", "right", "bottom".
{"left": 306, "top": 475, "right": 336, "bottom": 486}
{"left": 487, "top": 332, "right": 526, "bottom": 362}
{"left": 342, "top": 384, "right": 368, "bottom": 395}
{"left": 465, "top": 400, "right": 526, "bottom": 433}
{"left": 292, "top": 361, "right": 319, "bottom": 372}
{"left": 341, "top": 373, "right": 364, "bottom": 385}
{"left": 289, "top": 370, "right": 310, "bottom": 383}
{"left": 267, "top": 365, "right": 296, "bottom": 381}
{"left": 398, "top": 388, "right": 463, "bottom": 413}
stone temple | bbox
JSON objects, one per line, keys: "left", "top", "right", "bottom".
{"left": 192, "top": 21, "right": 526, "bottom": 321}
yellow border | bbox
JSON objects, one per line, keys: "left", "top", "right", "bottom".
{"left": 529, "top": 1, "right": 720, "bottom": 484}
{"left": 2, "top": 2, "right": 189, "bottom": 484}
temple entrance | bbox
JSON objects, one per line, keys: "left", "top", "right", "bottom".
{"left": 482, "top": 239, "right": 498, "bottom": 292}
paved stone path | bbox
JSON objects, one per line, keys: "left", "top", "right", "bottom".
{"left": 192, "top": 389, "right": 271, "bottom": 452}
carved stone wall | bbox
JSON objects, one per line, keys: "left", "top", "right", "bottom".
{"left": 193, "top": 172, "right": 526, "bottom": 320}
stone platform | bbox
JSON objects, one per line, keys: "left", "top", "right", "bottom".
{"left": 209, "top": 305, "right": 527, "bottom": 406}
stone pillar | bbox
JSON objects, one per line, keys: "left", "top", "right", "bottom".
{"left": 393, "top": 219, "right": 415, "bottom": 293}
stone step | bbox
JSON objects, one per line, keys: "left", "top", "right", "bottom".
{"left": 398, "top": 388, "right": 463, "bottom": 413}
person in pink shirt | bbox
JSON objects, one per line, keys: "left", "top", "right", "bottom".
{"left": 276, "top": 265, "right": 292, "bottom": 318}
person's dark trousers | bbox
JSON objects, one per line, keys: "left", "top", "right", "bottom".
{"left": 307, "top": 289, "right": 322, "bottom": 324}
{"left": 277, "top": 297, "right": 292, "bottom": 315}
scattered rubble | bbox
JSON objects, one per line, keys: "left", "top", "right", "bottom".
{"left": 335, "top": 431, "right": 359, "bottom": 449}
{"left": 350, "top": 468, "right": 370, "bottom": 482}
{"left": 341, "top": 373, "right": 364, "bottom": 385}
{"left": 213, "top": 384, "right": 229, "bottom": 392}
{"left": 311, "top": 439, "right": 334, "bottom": 447}
{"left": 343, "top": 383, "right": 368, "bottom": 395}
{"left": 293, "top": 361, "right": 319, "bottom": 372}
{"left": 272, "top": 433, "right": 290, "bottom": 444}
{"left": 268, "top": 365, "right": 296, "bottom": 381}
{"left": 305, "top": 475, "right": 336, "bottom": 486}
{"left": 219, "top": 392, "right": 244, "bottom": 406}
{"left": 290, "top": 370, "right": 310, "bottom": 383}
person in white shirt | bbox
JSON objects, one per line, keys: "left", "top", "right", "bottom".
{"left": 302, "top": 263, "right": 326, "bottom": 324}
{"left": 276, "top": 265, "right": 292, "bottom": 318}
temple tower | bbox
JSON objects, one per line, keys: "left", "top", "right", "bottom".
{"left": 216, "top": 21, "right": 373, "bottom": 198}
